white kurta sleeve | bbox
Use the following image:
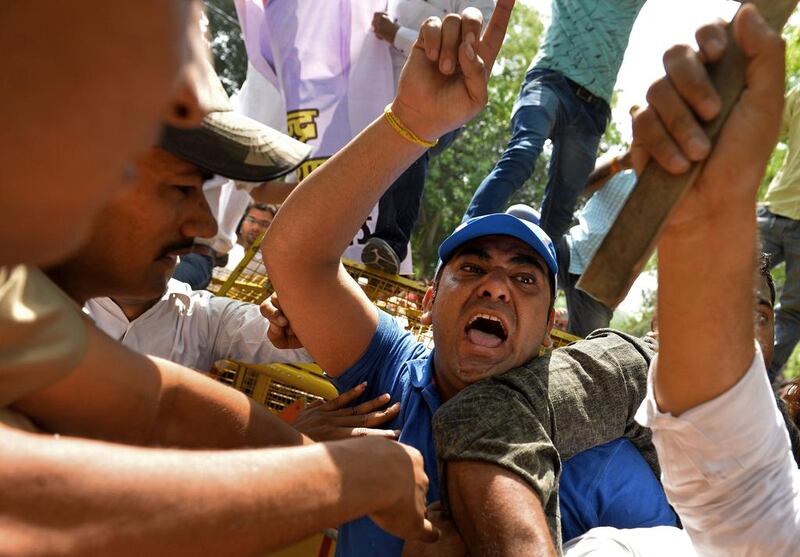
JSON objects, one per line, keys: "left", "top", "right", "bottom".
{"left": 636, "top": 347, "right": 800, "bottom": 556}
{"left": 209, "top": 297, "right": 312, "bottom": 365}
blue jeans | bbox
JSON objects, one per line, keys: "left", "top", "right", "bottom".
{"left": 373, "top": 129, "right": 461, "bottom": 260}
{"left": 758, "top": 205, "right": 800, "bottom": 381}
{"left": 464, "top": 68, "right": 610, "bottom": 243}
{"left": 172, "top": 253, "right": 213, "bottom": 290}
{"left": 556, "top": 236, "right": 613, "bottom": 337}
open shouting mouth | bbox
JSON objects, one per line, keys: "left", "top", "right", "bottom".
{"left": 465, "top": 313, "right": 508, "bottom": 349}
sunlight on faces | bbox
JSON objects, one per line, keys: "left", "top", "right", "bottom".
{"left": 53, "top": 148, "right": 216, "bottom": 304}
{"left": 0, "top": 0, "right": 203, "bottom": 266}
{"left": 240, "top": 207, "right": 275, "bottom": 248}
{"left": 431, "top": 236, "right": 554, "bottom": 398}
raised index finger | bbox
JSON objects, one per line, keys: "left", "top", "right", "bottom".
{"left": 477, "top": 0, "right": 515, "bottom": 71}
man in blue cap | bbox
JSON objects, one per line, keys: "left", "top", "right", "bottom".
{"left": 263, "top": 5, "right": 676, "bottom": 555}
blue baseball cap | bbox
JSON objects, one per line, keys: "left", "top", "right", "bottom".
{"left": 438, "top": 213, "right": 558, "bottom": 275}
{"left": 505, "top": 204, "right": 541, "bottom": 225}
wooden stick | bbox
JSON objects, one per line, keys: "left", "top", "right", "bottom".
{"left": 576, "top": 0, "right": 798, "bottom": 308}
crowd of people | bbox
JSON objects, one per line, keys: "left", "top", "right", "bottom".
{"left": 2, "top": 0, "right": 800, "bottom": 555}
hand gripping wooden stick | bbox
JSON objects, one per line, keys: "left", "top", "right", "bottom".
{"left": 576, "top": 0, "right": 798, "bottom": 308}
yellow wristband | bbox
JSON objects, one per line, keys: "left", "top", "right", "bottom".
{"left": 384, "top": 105, "right": 438, "bottom": 149}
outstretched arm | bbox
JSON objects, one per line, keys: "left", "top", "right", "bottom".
{"left": 636, "top": 7, "right": 785, "bottom": 414}
{"left": 14, "top": 322, "right": 307, "bottom": 449}
{"left": 634, "top": 7, "right": 800, "bottom": 555}
{"left": 263, "top": 1, "right": 515, "bottom": 375}
{"left": 0, "top": 425, "right": 435, "bottom": 556}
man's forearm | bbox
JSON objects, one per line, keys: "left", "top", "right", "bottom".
{"left": 15, "top": 325, "right": 308, "bottom": 449}
{"left": 249, "top": 180, "right": 297, "bottom": 205}
{"left": 656, "top": 216, "right": 757, "bottom": 416}
{"left": 0, "top": 427, "right": 396, "bottom": 556}
{"left": 149, "top": 356, "right": 310, "bottom": 448}
{"left": 264, "top": 115, "right": 424, "bottom": 271}
{"left": 447, "top": 461, "right": 557, "bottom": 557}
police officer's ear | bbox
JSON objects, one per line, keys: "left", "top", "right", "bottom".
{"left": 420, "top": 286, "right": 435, "bottom": 326}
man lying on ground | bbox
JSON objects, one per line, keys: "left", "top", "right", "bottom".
{"left": 263, "top": 3, "right": 678, "bottom": 555}
{"left": 632, "top": 6, "right": 800, "bottom": 555}
{"left": 0, "top": 3, "right": 438, "bottom": 553}
{"left": 432, "top": 6, "right": 799, "bottom": 556}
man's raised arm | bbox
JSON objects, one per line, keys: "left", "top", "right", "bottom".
{"left": 636, "top": 7, "right": 785, "bottom": 414}
{"left": 633, "top": 7, "right": 800, "bottom": 554}
{"left": 262, "top": 1, "right": 514, "bottom": 375}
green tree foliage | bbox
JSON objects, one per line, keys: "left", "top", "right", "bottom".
{"left": 767, "top": 24, "right": 800, "bottom": 379}
{"left": 412, "top": 5, "right": 622, "bottom": 278}
{"left": 204, "top": 0, "right": 247, "bottom": 95}
{"left": 412, "top": 5, "right": 545, "bottom": 277}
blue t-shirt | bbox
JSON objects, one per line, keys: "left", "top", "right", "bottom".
{"left": 333, "top": 310, "right": 441, "bottom": 557}
{"left": 560, "top": 438, "right": 678, "bottom": 542}
{"left": 334, "top": 310, "right": 675, "bottom": 556}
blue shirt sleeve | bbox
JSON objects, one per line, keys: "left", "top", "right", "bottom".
{"left": 559, "top": 438, "right": 677, "bottom": 542}
{"left": 333, "top": 309, "right": 428, "bottom": 403}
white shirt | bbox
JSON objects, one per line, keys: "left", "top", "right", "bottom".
{"left": 196, "top": 64, "right": 289, "bottom": 254}
{"left": 388, "top": 0, "right": 495, "bottom": 83}
{"left": 636, "top": 347, "right": 800, "bottom": 556}
{"left": 85, "top": 279, "right": 311, "bottom": 372}
{"left": 563, "top": 526, "right": 696, "bottom": 557}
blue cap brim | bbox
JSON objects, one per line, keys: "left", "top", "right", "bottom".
{"left": 438, "top": 213, "right": 558, "bottom": 275}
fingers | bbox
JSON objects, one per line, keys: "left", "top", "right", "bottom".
{"left": 348, "top": 427, "right": 401, "bottom": 439}
{"left": 319, "top": 381, "right": 367, "bottom": 411}
{"left": 734, "top": 4, "right": 785, "bottom": 115}
{"left": 695, "top": 19, "right": 727, "bottom": 61}
{"left": 662, "top": 43, "right": 721, "bottom": 121}
{"left": 260, "top": 294, "right": 288, "bottom": 326}
{"left": 477, "top": 0, "right": 514, "bottom": 71}
{"left": 632, "top": 104, "right": 689, "bottom": 174}
{"left": 457, "top": 10, "right": 488, "bottom": 104}
{"left": 346, "top": 393, "right": 393, "bottom": 416}
{"left": 634, "top": 37, "right": 725, "bottom": 174}
{"left": 419, "top": 519, "right": 441, "bottom": 543}
{"left": 419, "top": 17, "right": 443, "bottom": 61}
{"left": 460, "top": 7, "right": 483, "bottom": 46}
{"left": 439, "top": 14, "right": 463, "bottom": 74}
{"left": 334, "top": 401, "right": 401, "bottom": 427}
{"left": 644, "top": 75, "right": 710, "bottom": 166}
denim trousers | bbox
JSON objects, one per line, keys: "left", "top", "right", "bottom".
{"left": 758, "top": 205, "right": 800, "bottom": 381}
{"left": 464, "top": 68, "right": 610, "bottom": 243}
{"left": 373, "top": 129, "right": 461, "bottom": 260}
{"left": 556, "top": 236, "right": 613, "bottom": 337}
{"left": 172, "top": 253, "right": 213, "bottom": 290}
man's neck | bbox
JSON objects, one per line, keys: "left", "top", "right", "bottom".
{"left": 44, "top": 267, "right": 95, "bottom": 306}
{"left": 111, "top": 297, "right": 161, "bottom": 321}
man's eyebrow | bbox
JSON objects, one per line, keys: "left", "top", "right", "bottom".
{"left": 456, "top": 245, "right": 491, "bottom": 260}
{"left": 756, "top": 296, "right": 773, "bottom": 309}
{"left": 511, "top": 253, "right": 546, "bottom": 274}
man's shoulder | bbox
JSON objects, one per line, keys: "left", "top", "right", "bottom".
{"left": 494, "top": 329, "right": 655, "bottom": 389}
{"left": 334, "top": 309, "right": 429, "bottom": 391}
{"left": 0, "top": 265, "right": 88, "bottom": 407}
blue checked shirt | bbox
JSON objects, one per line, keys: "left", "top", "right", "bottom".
{"left": 568, "top": 170, "right": 636, "bottom": 276}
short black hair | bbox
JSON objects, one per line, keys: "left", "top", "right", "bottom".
{"left": 758, "top": 252, "right": 776, "bottom": 307}
{"left": 248, "top": 203, "right": 276, "bottom": 217}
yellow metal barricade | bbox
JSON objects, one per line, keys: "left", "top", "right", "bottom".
{"left": 210, "top": 360, "right": 337, "bottom": 413}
